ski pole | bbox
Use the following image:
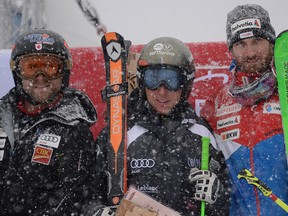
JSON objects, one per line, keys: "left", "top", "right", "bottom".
{"left": 237, "top": 169, "right": 288, "bottom": 212}
{"left": 200, "top": 136, "right": 210, "bottom": 216}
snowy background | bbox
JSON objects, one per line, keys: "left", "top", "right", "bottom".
{"left": 45, "top": 0, "right": 288, "bottom": 47}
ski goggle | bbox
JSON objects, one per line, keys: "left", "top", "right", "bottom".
{"left": 17, "top": 55, "right": 64, "bottom": 80}
{"left": 142, "top": 67, "right": 183, "bottom": 91}
{"left": 229, "top": 71, "right": 277, "bottom": 106}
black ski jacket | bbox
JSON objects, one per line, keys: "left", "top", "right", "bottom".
{"left": 95, "top": 89, "right": 230, "bottom": 216}
{"left": 0, "top": 87, "right": 97, "bottom": 215}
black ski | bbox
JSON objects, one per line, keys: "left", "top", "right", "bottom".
{"left": 101, "top": 32, "right": 128, "bottom": 206}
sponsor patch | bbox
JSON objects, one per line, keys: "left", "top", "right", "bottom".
{"left": 216, "top": 104, "right": 242, "bottom": 117}
{"left": 149, "top": 43, "right": 175, "bottom": 58}
{"left": 263, "top": 102, "right": 281, "bottom": 114}
{"left": 37, "top": 134, "right": 61, "bottom": 148}
{"left": 187, "top": 157, "right": 201, "bottom": 168}
{"left": 240, "top": 31, "right": 254, "bottom": 39}
{"left": 217, "top": 116, "right": 240, "bottom": 129}
{"left": 221, "top": 129, "right": 240, "bottom": 141}
{"left": 231, "top": 18, "right": 261, "bottom": 34}
{"left": 31, "top": 145, "right": 53, "bottom": 165}
{"left": 35, "top": 43, "right": 42, "bottom": 50}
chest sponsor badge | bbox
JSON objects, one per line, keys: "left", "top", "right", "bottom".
{"left": 31, "top": 145, "right": 53, "bottom": 165}
{"left": 216, "top": 104, "right": 242, "bottom": 117}
{"left": 221, "top": 129, "right": 240, "bottom": 141}
{"left": 37, "top": 133, "right": 61, "bottom": 148}
{"left": 263, "top": 102, "right": 281, "bottom": 115}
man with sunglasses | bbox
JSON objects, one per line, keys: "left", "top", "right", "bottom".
{"left": 201, "top": 4, "right": 288, "bottom": 216}
{"left": 0, "top": 29, "right": 97, "bottom": 215}
{"left": 90, "top": 37, "right": 229, "bottom": 215}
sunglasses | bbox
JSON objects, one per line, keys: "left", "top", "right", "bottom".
{"left": 17, "top": 55, "right": 64, "bottom": 80}
{"left": 143, "top": 67, "right": 183, "bottom": 91}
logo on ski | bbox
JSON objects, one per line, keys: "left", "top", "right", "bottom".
{"left": 106, "top": 41, "right": 121, "bottom": 61}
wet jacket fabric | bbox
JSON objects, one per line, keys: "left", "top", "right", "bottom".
{"left": 201, "top": 84, "right": 288, "bottom": 216}
{"left": 0, "top": 87, "right": 97, "bottom": 215}
{"left": 95, "top": 89, "right": 230, "bottom": 215}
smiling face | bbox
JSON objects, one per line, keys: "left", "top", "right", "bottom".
{"left": 231, "top": 37, "right": 274, "bottom": 74}
{"left": 19, "top": 55, "right": 63, "bottom": 105}
{"left": 22, "top": 74, "right": 63, "bottom": 104}
{"left": 145, "top": 85, "right": 182, "bottom": 115}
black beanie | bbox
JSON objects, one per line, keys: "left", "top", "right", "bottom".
{"left": 226, "top": 4, "right": 276, "bottom": 50}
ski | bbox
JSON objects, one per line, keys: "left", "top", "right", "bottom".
{"left": 238, "top": 169, "right": 288, "bottom": 212}
{"left": 101, "top": 32, "right": 129, "bottom": 206}
{"left": 274, "top": 30, "right": 288, "bottom": 162}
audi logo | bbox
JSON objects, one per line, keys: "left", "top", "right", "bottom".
{"left": 40, "top": 135, "right": 59, "bottom": 143}
{"left": 130, "top": 159, "right": 155, "bottom": 169}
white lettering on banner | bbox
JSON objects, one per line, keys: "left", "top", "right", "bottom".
{"left": 37, "top": 134, "right": 61, "bottom": 148}
{"left": 231, "top": 18, "right": 261, "bottom": 34}
{"left": 217, "top": 116, "right": 240, "bottom": 129}
{"left": 216, "top": 104, "right": 242, "bottom": 117}
{"left": 221, "top": 129, "right": 240, "bottom": 141}
{"left": 195, "top": 99, "right": 206, "bottom": 116}
{"left": 194, "top": 70, "right": 229, "bottom": 84}
{"left": 263, "top": 102, "right": 281, "bottom": 115}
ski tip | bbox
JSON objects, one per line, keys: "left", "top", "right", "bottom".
{"left": 276, "top": 29, "right": 288, "bottom": 40}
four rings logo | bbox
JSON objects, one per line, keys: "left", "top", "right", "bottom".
{"left": 40, "top": 135, "right": 59, "bottom": 143}
{"left": 130, "top": 158, "right": 155, "bottom": 169}
{"left": 37, "top": 134, "right": 61, "bottom": 148}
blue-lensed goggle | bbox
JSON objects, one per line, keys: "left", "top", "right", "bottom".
{"left": 143, "top": 67, "right": 183, "bottom": 91}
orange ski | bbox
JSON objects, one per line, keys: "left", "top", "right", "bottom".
{"left": 101, "top": 32, "right": 129, "bottom": 205}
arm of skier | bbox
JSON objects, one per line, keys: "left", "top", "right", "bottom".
{"left": 84, "top": 127, "right": 120, "bottom": 216}
{"left": 189, "top": 142, "right": 230, "bottom": 215}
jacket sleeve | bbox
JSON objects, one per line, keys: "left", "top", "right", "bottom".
{"left": 206, "top": 141, "right": 231, "bottom": 216}
{"left": 83, "top": 127, "right": 111, "bottom": 215}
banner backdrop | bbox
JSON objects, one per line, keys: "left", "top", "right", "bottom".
{"left": 0, "top": 42, "right": 232, "bottom": 139}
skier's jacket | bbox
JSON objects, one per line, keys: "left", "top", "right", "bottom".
{"left": 201, "top": 83, "right": 288, "bottom": 216}
{"left": 0, "top": 87, "right": 97, "bottom": 215}
{"left": 95, "top": 89, "right": 230, "bottom": 216}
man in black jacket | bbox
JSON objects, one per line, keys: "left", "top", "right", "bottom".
{"left": 0, "top": 29, "right": 97, "bottom": 215}
{"left": 93, "top": 37, "right": 230, "bottom": 215}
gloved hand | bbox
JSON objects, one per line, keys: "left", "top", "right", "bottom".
{"left": 188, "top": 168, "right": 222, "bottom": 204}
{"left": 97, "top": 206, "right": 117, "bottom": 216}
{"left": 83, "top": 203, "right": 118, "bottom": 216}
